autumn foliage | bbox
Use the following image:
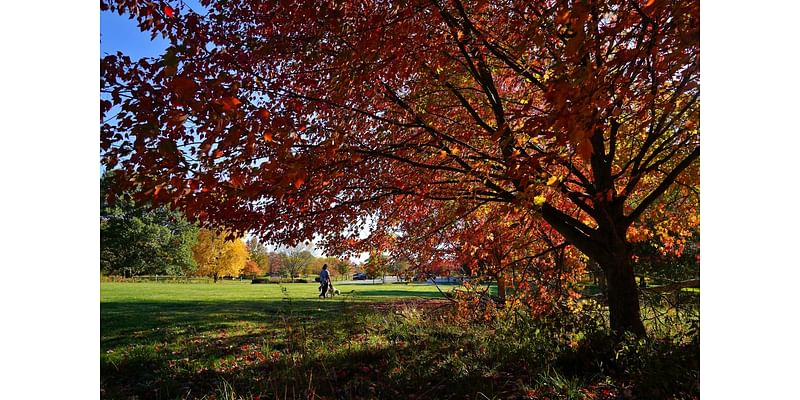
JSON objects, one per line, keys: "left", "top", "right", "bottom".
{"left": 101, "top": 0, "right": 699, "bottom": 335}
{"left": 242, "top": 260, "right": 263, "bottom": 279}
{"left": 192, "top": 229, "right": 249, "bottom": 282}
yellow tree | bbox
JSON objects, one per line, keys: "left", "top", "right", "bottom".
{"left": 192, "top": 229, "right": 249, "bottom": 282}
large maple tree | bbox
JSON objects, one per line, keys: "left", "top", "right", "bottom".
{"left": 101, "top": 0, "right": 699, "bottom": 335}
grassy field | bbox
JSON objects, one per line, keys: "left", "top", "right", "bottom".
{"left": 101, "top": 281, "right": 454, "bottom": 399}
{"left": 101, "top": 281, "right": 446, "bottom": 351}
{"left": 101, "top": 281, "right": 698, "bottom": 400}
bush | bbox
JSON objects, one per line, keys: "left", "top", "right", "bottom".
{"left": 610, "top": 333, "right": 700, "bottom": 398}
{"left": 251, "top": 277, "right": 292, "bottom": 284}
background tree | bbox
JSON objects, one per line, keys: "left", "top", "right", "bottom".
{"left": 242, "top": 260, "right": 263, "bottom": 279}
{"left": 101, "top": 0, "right": 699, "bottom": 335}
{"left": 302, "top": 256, "right": 323, "bottom": 277}
{"left": 267, "top": 252, "right": 284, "bottom": 276}
{"left": 192, "top": 229, "right": 249, "bottom": 282}
{"left": 365, "top": 252, "right": 388, "bottom": 282}
{"left": 101, "top": 174, "right": 198, "bottom": 277}
{"left": 246, "top": 237, "right": 270, "bottom": 275}
{"left": 334, "top": 259, "right": 351, "bottom": 281}
{"left": 388, "top": 258, "right": 411, "bottom": 282}
{"left": 281, "top": 242, "right": 315, "bottom": 279}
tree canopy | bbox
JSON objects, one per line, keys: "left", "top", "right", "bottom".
{"left": 192, "top": 228, "right": 249, "bottom": 282}
{"left": 101, "top": 174, "right": 198, "bottom": 276}
{"left": 101, "top": 0, "right": 699, "bottom": 335}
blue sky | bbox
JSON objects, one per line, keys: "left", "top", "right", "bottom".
{"left": 100, "top": 11, "right": 168, "bottom": 60}
{"left": 99, "top": 4, "right": 371, "bottom": 264}
{"left": 101, "top": 1, "right": 207, "bottom": 59}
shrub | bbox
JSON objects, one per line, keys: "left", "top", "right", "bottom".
{"left": 252, "top": 277, "right": 295, "bottom": 284}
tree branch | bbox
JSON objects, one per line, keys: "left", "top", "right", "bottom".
{"left": 625, "top": 146, "right": 699, "bottom": 225}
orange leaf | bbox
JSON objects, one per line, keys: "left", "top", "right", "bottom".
{"left": 257, "top": 109, "right": 270, "bottom": 120}
{"left": 293, "top": 176, "right": 305, "bottom": 189}
{"left": 578, "top": 139, "right": 593, "bottom": 162}
{"left": 556, "top": 10, "right": 571, "bottom": 24}
{"left": 220, "top": 96, "right": 241, "bottom": 111}
{"left": 213, "top": 149, "right": 224, "bottom": 158}
{"left": 230, "top": 175, "right": 243, "bottom": 189}
{"left": 263, "top": 132, "right": 273, "bottom": 142}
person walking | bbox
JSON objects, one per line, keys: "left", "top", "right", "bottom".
{"left": 319, "top": 264, "right": 331, "bottom": 298}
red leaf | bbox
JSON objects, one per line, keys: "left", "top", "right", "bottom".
{"left": 220, "top": 96, "right": 242, "bottom": 112}
{"left": 556, "top": 9, "right": 571, "bottom": 24}
{"left": 578, "top": 139, "right": 593, "bottom": 162}
{"left": 170, "top": 76, "right": 196, "bottom": 99}
{"left": 164, "top": 5, "right": 174, "bottom": 18}
{"left": 230, "top": 175, "right": 243, "bottom": 189}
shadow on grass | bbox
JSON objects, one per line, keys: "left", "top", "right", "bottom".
{"left": 349, "top": 290, "right": 447, "bottom": 299}
{"left": 101, "top": 316, "right": 521, "bottom": 400}
{"left": 101, "top": 299, "right": 356, "bottom": 351}
{"left": 101, "top": 297, "right": 699, "bottom": 400}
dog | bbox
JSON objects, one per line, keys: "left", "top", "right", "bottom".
{"left": 318, "top": 281, "right": 340, "bottom": 298}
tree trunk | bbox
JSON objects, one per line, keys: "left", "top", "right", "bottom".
{"left": 541, "top": 204, "right": 646, "bottom": 336}
{"left": 496, "top": 272, "right": 507, "bottom": 304}
{"left": 213, "top": 274, "right": 218, "bottom": 283}
{"left": 598, "top": 251, "right": 646, "bottom": 336}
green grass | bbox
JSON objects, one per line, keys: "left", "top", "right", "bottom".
{"left": 101, "top": 281, "right": 698, "bottom": 400}
{"left": 101, "top": 280, "right": 443, "bottom": 303}
{"left": 101, "top": 281, "right": 453, "bottom": 399}
{"left": 101, "top": 281, "right": 444, "bottom": 349}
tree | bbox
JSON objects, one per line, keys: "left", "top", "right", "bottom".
{"left": 192, "top": 229, "right": 249, "bottom": 282}
{"left": 281, "top": 243, "right": 315, "bottom": 279}
{"left": 365, "top": 252, "right": 388, "bottom": 282}
{"left": 387, "top": 259, "right": 411, "bottom": 282}
{"left": 242, "top": 260, "right": 263, "bottom": 279}
{"left": 267, "top": 252, "right": 285, "bottom": 276}
{"left": 101, "top": 174, "right": 198, "bottom": 277}
{"left": 101, "top": 0, "right": 699, "bottom": 335}
{"left": 303, "top": 256, "right": 324, "bottom": 277}
{"left": 246, "top": 237, "right": 270, "bottom": 274}
{"left": 334, "top": 259, "right": 352, "bottom": 281}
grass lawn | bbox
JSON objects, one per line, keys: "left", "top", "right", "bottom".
{"left": 101, "top": 281, "right": 451, "bottom": 399}
{"left": 101, "top": 281, "right": 446, "bottom": 350}
{"left": 101, "top": 281, "right": 698, "bottom": 400}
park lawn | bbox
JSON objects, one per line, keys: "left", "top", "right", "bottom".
{"left": 101, "top": 281, "right": 445, "bottom": 350}
{"left": 101, "top": 281, "right": 454, "bottom": 399}
{"left": 101, "top": 281, "right": 698, "bottom": 400}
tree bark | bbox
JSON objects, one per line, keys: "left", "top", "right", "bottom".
{"left": 599, "top": 251, "right": 646, "bottom": 336}
{"left": 541, "top": 204, "right": 646, "bottom": 336}
{"left": 496, "top": 272, "right": 507, "bottom": 304}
